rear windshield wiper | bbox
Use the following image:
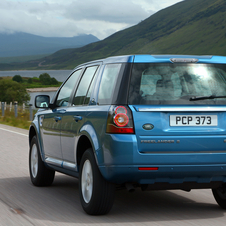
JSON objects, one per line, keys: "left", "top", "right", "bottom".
{"left": 189, "top": 95, "right": 226, "bottom": 101}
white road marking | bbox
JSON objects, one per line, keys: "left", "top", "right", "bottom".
{"left": 0, "top": 127, "right": 28, "bottom": 137}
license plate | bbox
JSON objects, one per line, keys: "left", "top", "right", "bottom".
{"left": 170, "top": 115, "right": 218, "bottom": 126}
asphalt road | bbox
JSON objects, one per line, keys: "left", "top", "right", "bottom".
{"left": 1, "top": 124, "right": 226, "bottom": 226}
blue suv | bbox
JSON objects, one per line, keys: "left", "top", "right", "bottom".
{"left": 29, "top": 55, "right": 226, "bottom": 215}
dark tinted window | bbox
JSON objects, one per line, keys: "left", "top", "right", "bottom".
{"left": 56, "top": 69, "right": 82, "bottom": 107}
{"left": 128, "top": 63, "right": 226, "bottom": 105}
{"left": 98, "top": 64, "right": 122, "bottom": 105}
{"left": 73, "top": 66, "right": 98, "bottom": 106}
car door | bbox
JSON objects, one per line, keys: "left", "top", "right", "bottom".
{"left": 40, "top": 69, "right": 82, "bottom": 164}
{"left": 60, "top": 65, "right": 100, "bottom": 170}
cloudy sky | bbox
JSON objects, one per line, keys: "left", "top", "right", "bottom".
{"left": 1, "top": 0, "right": 183, "bottom": 40}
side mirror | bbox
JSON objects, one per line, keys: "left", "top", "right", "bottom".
{"left": 35, "top": 95, "right": 50, "bottom": 108}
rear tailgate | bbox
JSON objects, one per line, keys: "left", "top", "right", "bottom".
{"left": 130, "top": 105, "right": 226, "bottom": 155}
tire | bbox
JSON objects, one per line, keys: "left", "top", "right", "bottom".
{"left": 29, "top": 136, "right": 55, "bottom": 186}
{"left": 79, "top": 148, "right": 115, "bottom": 215}
{"left": 212, "top": 184, "right": 226, "bottom": 209}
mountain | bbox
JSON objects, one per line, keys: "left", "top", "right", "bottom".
{"left": 0, "top": 32, "right": 99, "bottom": 57}
{"left": 1, "top": 0, "right": 226, "bottom": 70}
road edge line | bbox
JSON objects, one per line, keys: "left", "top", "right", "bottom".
{"left": 0, "top": 127, "right": 28, "bottom": 137}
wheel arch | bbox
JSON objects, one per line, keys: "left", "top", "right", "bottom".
{"left": 29, "top": 125, "right": 37, "bottom": 145}
{"left": 29, "top": 124, "right": 45, "bottom": 161}
{"left": 76, "top": 135, "right": 93, "bottom": 171}
{"left": 76, "top": 125, "right": 102, "bottom": 172}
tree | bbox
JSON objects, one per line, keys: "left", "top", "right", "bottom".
{"left": 12, "top": 75, "right": 23, "bottom": 83}
{"left": 0, "top": 79, "right": 30, "bottom": 104}
{"left": 39, "top": 73, "right": 59, "bottom": 85}
{"left": 39, "top": 73, "right": 51, "bottom": 85}
{"left": 50, "top": 77, "right": 58, "bottom": 85}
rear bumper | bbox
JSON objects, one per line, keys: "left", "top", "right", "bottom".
{"left": 99, "top": 134, "right": 226, "bottom": 186}
{"left": 99, "top": 164, "right": 226, "bottom": 185}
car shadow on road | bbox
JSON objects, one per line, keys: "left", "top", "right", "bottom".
{"left": 0, "top": 174, "right": 225, "bottom": 224}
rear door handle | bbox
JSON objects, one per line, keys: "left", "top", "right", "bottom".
{"left": 54, "top": 116, "right": 62, "bottom": 122}
{"left": 73, "top": 116, "right": 82, "bottom": 122}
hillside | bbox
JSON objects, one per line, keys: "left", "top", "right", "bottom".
{"left": 0, "top": 32, "right": 99, "bottom": 57}
{"left": 1, "top": 0, "right": 226, "bottom": 70}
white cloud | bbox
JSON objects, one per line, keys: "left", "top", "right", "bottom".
{"left": 64, "top": 0, "right": 151, "bottom": 24}
{"left": 0, "top": 0, "right": 183, "bottom": 39}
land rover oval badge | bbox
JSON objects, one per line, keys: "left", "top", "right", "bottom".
{"left": 142, "top": 124, "right": 154, "bottom": 130}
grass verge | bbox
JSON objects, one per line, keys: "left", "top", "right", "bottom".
{"left": 0, "top": 109, "right": 34, "bottom": 130}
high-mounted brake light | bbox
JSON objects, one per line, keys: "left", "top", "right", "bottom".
{"left": 170, "top": 58, "right": 198, "bottom": 63}
{"left": 106, "top": 105, "right": 134, "bottom": 134}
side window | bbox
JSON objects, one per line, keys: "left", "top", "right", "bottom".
{"left": 98, "top": 64, "right": 122, "bottom": 105}
{"left": 56, "top": 69, "right": 82, "bottom": 107}
{"left": 73, "top": 66, "right": 98, "bottom": 106}
{"left": 83, "top": 72, "right": 97, "bottom": 105}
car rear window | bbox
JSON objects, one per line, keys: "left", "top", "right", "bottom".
{"left": 128, "top": 63, "right": 226, "bottom": 105}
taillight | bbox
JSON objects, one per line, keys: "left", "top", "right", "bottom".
{"left": 106, "top": 105, "right": 134, "bottom": 134}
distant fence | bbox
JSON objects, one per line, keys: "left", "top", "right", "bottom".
{"left": 0, "top": 101, "right": 33, "bottom": 121}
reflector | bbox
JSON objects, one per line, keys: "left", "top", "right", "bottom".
{"left": 138, "top": 167, "right": 159, "bottom": 171}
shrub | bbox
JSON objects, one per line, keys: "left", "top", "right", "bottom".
{"left": 39, "top": 73, "right": 51, "bottom": 85}
{"left": 39, "top": 73, "right": 59, "bottom": 85}
{"left": 12, "top": 75, "right": 23, "bottom": 83}
{"left": 50, "top": 77, "right": 58, "bottom": 85}
{"left": 28, "top": 78, "right": 33, "bottom": 84}
{"left": 0, "top": 79, "right": 30, "bottom": 104}
{"left": 32, "top": 77, "right": 40, "bottom": 83}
